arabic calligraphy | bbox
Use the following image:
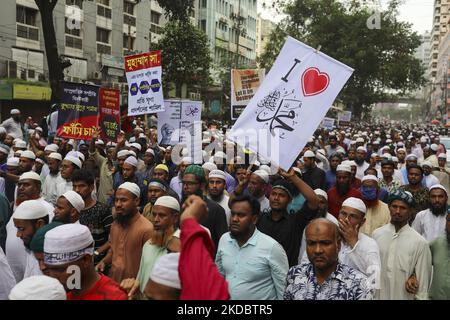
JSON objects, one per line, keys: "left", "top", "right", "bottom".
{"left": 185, "top": 106, "right": 199, "bottom": 117}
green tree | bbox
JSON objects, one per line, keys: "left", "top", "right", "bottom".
{"left": 259, "top": 0, "right": 426, "bottom": 119}
{"left": 153, "top": 21, "right": 211, "bottom": 97}
{"left": 156, "top": 0, "right": 195, "bottom": 23}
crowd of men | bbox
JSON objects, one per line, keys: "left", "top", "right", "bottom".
{"left": 0, "top": 108, "right": 449, "bottom": 300}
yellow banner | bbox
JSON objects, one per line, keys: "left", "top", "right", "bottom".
{"left": 13, "top": 84, "right": 51, "bottom": 101}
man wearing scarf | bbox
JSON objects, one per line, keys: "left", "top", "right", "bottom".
{"left": 359, "top": 175, "right": 391, "bottom": 236}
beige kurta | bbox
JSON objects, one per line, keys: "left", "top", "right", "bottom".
{"left": 360, "top": 201, "right": 391, "bottom": 236}
{"left": 92, "top": 151, "right": 114, "bottom": 205}
{"left": 372, "top": 224, "right": 432, "bottom": 300}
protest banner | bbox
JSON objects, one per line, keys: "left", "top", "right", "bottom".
{"left": 228, "top": 36, "right": 354, "bottom": 170}
{"left": 99, "top": 88, "right": 121, "bottom": 142}
{"left": 338, "top": 111, "right": 352, "bottom": 126}
{"left": 321, "top": 117, "right": 335, "bottom": 130}
{"left": 231, "top": 69, "right": 265, "bottom": 120}
{"left": 57, "top": 81, "right": 100, "bottom": 140}
{"left": 125, "top": 51, "right": 164, "bottom": 116}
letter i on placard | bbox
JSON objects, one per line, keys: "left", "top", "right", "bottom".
{"left": 281, "top": 59, "right": 301, "bottom": 83}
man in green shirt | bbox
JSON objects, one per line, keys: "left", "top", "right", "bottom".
{"left": 429, "top": 211, "right": 450, "bottom": 300}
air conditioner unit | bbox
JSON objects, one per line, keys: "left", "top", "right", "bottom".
{"left": 92, "top": 71, "right": 102, "bottom": 80}
{"left": 7, "top": 60, "right": 17, "bottom": 78}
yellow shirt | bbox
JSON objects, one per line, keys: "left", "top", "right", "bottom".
{"left": 360, "top": 201, "right": 391, "bottom": 236}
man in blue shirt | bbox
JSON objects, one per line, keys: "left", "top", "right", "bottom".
{"left": 215, "top": 194, "right": 289, "bottom": 300}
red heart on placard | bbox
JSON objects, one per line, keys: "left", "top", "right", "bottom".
{"left": 301, "top": 67, "right": 330, "bottom": 97}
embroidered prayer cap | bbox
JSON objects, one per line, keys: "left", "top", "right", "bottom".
{"left": 48, "top": 153, "right": 62, "bottom": 161}
{"left": 14, "top": 140, "right": 27, "bottom": 149}
{"left": 63, "top": 155, "right": 82, "bottom": 169}
{"left": 259, "top": 165, "right": 271, "bottom": 175}
{"left": 272, "top": 179, "right": 294, "bottom": 198}
{"left": 0, "top": 144, "right": 10, "bottom": 154}
{"left": 356, "top": 146, "right": 367, "bottom": 153}
{"left": 61, "top": 191, "right": 85, "bottom": 213}
{"left": 19, "top": 171, "right": 41, "bottom": 182}
{"left": 314, "top": 188, "right": 328, "bottom": 201}
{"left": 148, "top": 178, "right": 168, "bottom": 191}
{"left": 117, "top": 149, "right": 130, "bottom": 158}
{"left": 145, "top": 148, "right": 155, "bottom": 156}
{"left": 421, "top": 161, "right": 433, "bottom": 168}
{"left": 128, "top": 150, "right": 137, "bottom": 158}
{"left": 130, "top": 143, "right": 142, "bottom": 151}
{"left": 154, "top": 196, "right": 180, "bottom": 212}
{"left": 118, "top": 182, "right": 141, "bottom": 198}
{"left": 44, "top": 144, "right": 59, "bottom": 152}
{"left": 7, "top": 157, "right": 19, "bottom": 167}
{"left": 405, "top": 154, "right": 418, "bottom": 161}
{"left": 209, "top": 169, "right": 226, "bottom": 181}
{"left": 13, "top": 200, "right": 48, "bottom": 220}
{"left": 429, "top": 184, "right": 448, "bottom": 196}
{"left": 342, "top": 197, "right": 367, "bottom": 215}
{"left": 181, "top": 157, "right": 193, "bottom": 165}
{"left": 20, "top": 150, "right": 36, "bottom": 160}
{"left": 184, "top": 165, "right": 205, "bottom": 182}
{"left": 430, "top": 144, "right": 438, "bottom": 152}
{"left": 202, "top": 162, "right": 217, "bottom": 172}
{"left": 124, "top": 156, "right": 138, "bottom": 168}
{"left": 303, "top": 150, "right": 315, "bottom": 158}
{"left": 155, "top": 164, "right": 169, "bottom": 173}
{"left": 10, "top": 109, "right": 20, "bottom": 115}
{"left": 30, "top": 222, "right": 63, "bottom": 253}
{"left": 387, "top": 190, "right": 415, "bottom": 207}
{"left": 44, "top": 224, "right": 94, "bottom": 266}
{"left": 9, "top": 275, "right": 66, "bottom": 300}
{"left": 361, "top": 175, "right": 379, "bottom": 183}
{"left": 253, "top": 169, "right": 269, "bottom": 184}
{"left": 336, "top": 164, "right": 352, "bottom": 173}
{"left": 438, "top": 153, "right": 447, "bottom": 159}
{"left": 150, "top": 253, "right": 181, "bottom": 290}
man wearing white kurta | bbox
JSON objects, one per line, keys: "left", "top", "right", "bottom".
{"left": 41, "top": 153, "right": 64, "bottom": 205}
{"left": 373, "top": 190, "right": 432, "bottom": 300}
{"left": 412, "top": 184, "right": 448, "bottom": 243}
{"left": 0, "top": 246, "right": 16, "bottom": 300}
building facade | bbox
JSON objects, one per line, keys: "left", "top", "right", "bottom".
{"left": 256, "top": 13, "right": 276, "bottom": 62}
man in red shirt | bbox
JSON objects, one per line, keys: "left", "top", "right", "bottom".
{"left": 43, "top": 224, "right": 127, "bottom": 300}
{"left": 327, "top": 164, "right": 362, "bottom": 218}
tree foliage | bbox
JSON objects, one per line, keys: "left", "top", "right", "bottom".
{"left": 156, "top": 0, "right": 195, "bottom": 23}
{"left": 259, "top": 0, "right": 426, "bottom": 118}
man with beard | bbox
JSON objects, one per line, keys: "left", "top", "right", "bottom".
{"left": 426, "top": 144, "right": 439, "bottom": 168}
{"left": 232, "top": 169, "right": 271, "bottom": 214}
{"left": 3, "top": 157, "right": 19, "bottom": 203}
{"left": 284, "top": 219, "right": 372, "bottom": 300}
{"left": 215, "top": 194, "right": 289, "bottom": 300}
{"left": 399, "top": 164, "right": 430, "bottom": 222}
{"left": 12, "top": 200, "right": 51, "bottom": 279}
{"left": 142, "top": 178, "right": 171, "bottom": 220}
{"left": 42, "top": 153, "right": 64, "bottom": 205}
{"left": 412, "top": 184, "right": 448, "bottom": 242}
{"left": 120, "top": 196, "right": 181, "bottom": 299}
{"left": 373, "top": 190, "right": 432, "bottom": 300}
{"left": 44, "top": 224, "right": 127, "bottom": 300}
{"left": 170, "top": 157, "right": 192, "bottom": 199}
{"left": 355, "top": 146, "right": 370, "bottom": 180}
{"left": 212, "top": 151, "right": 237, "bottom": 194}
{"left": 396, "top": 148, "right": 407, "bottom": 169}
{"left": 257, "top": 169, "right": 319, "bottom": 267}
{"left": 327, "top": 164, "right": 362, "bottom": 218}
{"left": 1, "top": 109, "right": 23, "bottom": 139}
{"left": 400, "top": 154, "right": 418, "bottom": 185}
{"left": 56, "top": 155, "right": 82, "bottom": 198}
{"left": 421, "top": 161, "right": 440, "bottom": 189}
{"left": 96, "top": 182, "right": 152, "bottom": 284}
{"left": 143, "top": 148, "right": 157, "bottom": 180}
{"left": 379, "top": 159, "right": 402, "bottom": 193}
{"left": 181, "top": 165, "right": 227, "bottom": 251}
{"left": 302, "top": 150, "right": 327, "bottom": 191}
{"left": 325, "top": 154, "right": 342, "bottom": 190}
{"left": 325, "top": 134, "right": 345, "bottom": 157}
{"left": 428, "top": 210, "right": 450, "bottom": 299}
{"left": 359, "top": 175, "right": 391, "bottom": 236}
{"left": 207, "top": 170, "right": 231, "bottom": 225}
{"left": 52, "top": 191, "right": 85, "bottom": 224}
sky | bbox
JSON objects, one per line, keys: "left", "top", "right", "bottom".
{"left": 258, "top": 0, "right": 435, "bottom": 35}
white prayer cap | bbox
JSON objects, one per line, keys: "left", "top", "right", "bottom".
{"left": 0, "top": 146, "right": 8, "bottom": 154}
{"left": 68, "top": 139, "right": 76, "bottom": 148}
{"left": 117, "top": 149, "right": 130, "bottom": 158}
{"left": 253, "top": 169, "right": 269, "bottom": 183}
{"left": 386, "top": 139, "right": 392, "bottom": 143}
{"left": 124, "top": 156, "right": 138, "bottom": 167}
{"left": 61, "top": 191, "right": 85, "bottom": 213}
{"left": 95, "top": 139, "right": 105, "bottom": 146}
{"left": 35, "top": 127, "right": 43, "bottom": 132}
{"left": 356, "top": 146, "right": 367, "bottom": 153}
{"left": 13, "top": 200, "right": 48, "bottom": 220}
{"left": 20, "top": 150, "right": 36, "bottom": 160}
{"left": 209, "top": 169, "right": 226, "bottom": 181}
{"left": 405, "top": 154, "right": 417, "bottom": 160}
{"left": 106, "top": 141, "right": 117, "bottom": 148}
{"left": 356, "top": 137, "right": 364, "bottom": 143}
{"left": 181, "top": 157, "right": 193, "bottom": 164}
{"left": 19, "top": 171, "right": 41, "bottom": 182}
{"left": 361, "top": 175, "right": 379, "bottom": 183}
{"left": 128, "top": 150, "right": 137, "bottom": 158}
{"left": 202, "top": 138, "right": 210, "bottom": 144}
{"left": 397, "top": 142, "right": 404, "bottom": 147}
{"left": 150, "top": 253, "right": 181, "bottom": 289}
{"left": 129, "top": 137, "right": 136, "bottom": 143}
{"left": 386, "top": 134, "right": 391, "bottom": 139}
{"left": 118, "top": 182, "right": 140, "bottom": 198}
{"left": 44, "top": 144, "right": 59, "bottom": 152}
{"left": 259, "top": 165, "right": 271, "bottom": 175}
{"left": 336, "top": 164, "right": 351, "bottom": 173}
{"left": 202, "top": 162, "right": 217, "bottom": 172}
{"left": 63, "top": 155, "right": 82, "bottom": 169}
{"left": 154, "top": 196, "right": 180, "bottom": 212}
{"left": 429, "top": 184, "right": 448, "bottom": 195}
{"left": 314, "top": 188, "right": 328, "bottom": 200}
{"left": 0, "top": 127, "right": 5, "bottom": 134}
{"left": 342, "top": 197, "right": 367, "bottom": 215}
{"left": 317, "top": 149, "right": 326, "bottom": 157}
{"left": 421, "top": 161, "right": 433, "bottom": 168}
{"left": 397, "top": 148, "right": 406, "bottom": 153}
{"left": 15, "top": 140, "right": 27, "bottom": 149}
{"left": 420, "top": 136, "right": 427, "bottom": 143}
{"left": 438, "top": 153, "right": 447, "bottom": 159}
{"left": 392, "top": 156, "right": 399, "bottom": 162}
{"left": 308, "top": 136, "right": 314, "bottom": 143}
{"left": 130, "top": 143, "right": 142, "bottom": 151}
{"left": 303, "top": 150, "right": 315, "bottom": 158}
{"left": 430, "top": 144, "right": 438, "bottom": 151}
{"left": 7, "top": 157, "right": 19, "bottom": 167}
{"left": 139, "top": 133, "right": 147, "bottom": 139}
{"left": 44, "top": 224, "right": 94, "bottom": 265}
{"left": 9, "top": 275, "right": 66, "bottom": 300}
{"left": 35, "top": 158, "right": 44, "bottom": 165}
{"left": 145, "top": 148, "right": 155, "bottom": 156}
{"left": 10, "top": 109, "right": 20, "bottom": 115}
{"left": 48, "top": 152, "right": 62, "bottom": 161}
{"left": 371, "top": 153, "right": 378, "bottom": 158}
{"left": 214, "top": 151, "right": 227, "bottom": 159}
{"left": 347, "top": 160, "right": 357, "bottom": 167}
{"left": 373, "top": 140, "right": 379, "bottom": 145}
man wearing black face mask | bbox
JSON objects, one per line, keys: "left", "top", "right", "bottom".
{"left": 359, "top": 175, "right": 390, "bottom": 236}
{"left": 1, "top": 109, "right": 23, "bottom": 140}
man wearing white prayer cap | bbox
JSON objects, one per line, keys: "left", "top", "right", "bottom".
{"left": 97, "top": 182, "right": 153, "bottom": 284}
{"left": 212, "top": 151, "right": 237, "bottom": 194}
{"left": 202, "top": 162, "right": 217, "bottom": 180}
{"left": 44, "top": 224, "right": 127, "bottom": 300}
{"left": 55, "top": 155, "right": 81, "bottom": 199}
{"left": 129, "top": 143, "right": 146, "bottom": 173}
{"left": 143, "top": 148, "right": 157, "bottom": 179}
{"left": 18, "top": 150, "right": 36, "bottom": 176}
{"left": 121, "top": 196, "right": 182, "bottom": 296}
{"left": 233, "top": 169, "right": 270, "bottom": 214}
{"left": 9, "top": 275, "right": 66, "bottom": 300}
{"left": 0, "top": 246, "right": 16, "bottom": 300}
{"left": 41, "top": 153, "right": 64, "bottom": 206}
{"left": 421, "top": 160, "right": 440, "bottom": 189}
{"left": 426, "top": 143, "right": 439, "bottom": 168}
{"left": 144, "top": 253, "right": 181, "bottom": 300}
{"left": 11, "top": 200, "right": 51, "bottom": 279}
{"left": 117, "top": 149, "right": 131, "bottom": 168}
{"left": 1, "top": 108, "right": 23, "bottom": 139}
{"left": 53, "top": 190, "right": 85, "bottom": 224}
{"left": 207, "top": 170, "right": 231, "bottom": 225}
{"left": 412, "top": 184, "right": 449, "bottom": 243}
{"left": 337, "top": 197, "right": 381, "bottom": 278}
{"left": 355, "top": 146, "right": 369, "bottom": 180}
{"left": 169, "top": 157, "right": 193, "bottom": 199}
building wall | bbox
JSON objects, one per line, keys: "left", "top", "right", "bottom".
{"left": 256, "top": 14, "right": 276, "bottom": 62}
